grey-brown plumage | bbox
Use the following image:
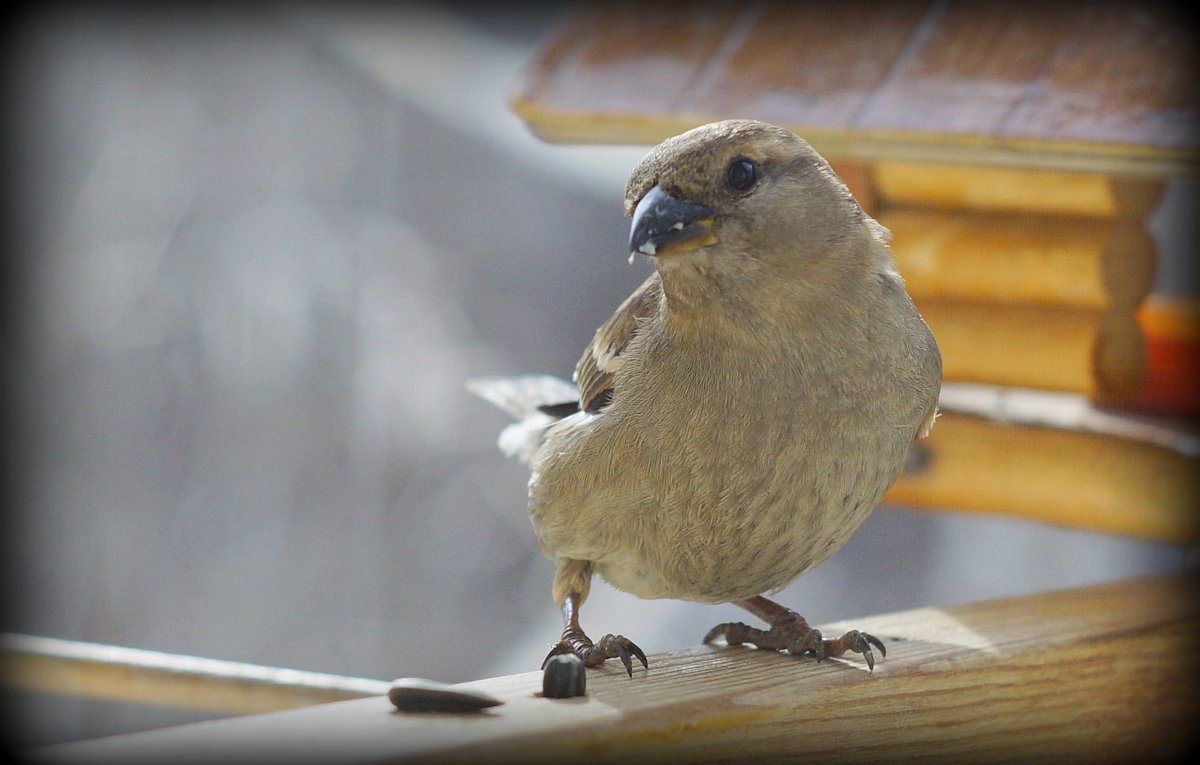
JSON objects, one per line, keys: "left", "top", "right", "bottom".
{"left": 469, "top": 120, "right": 941, "bottom": 676}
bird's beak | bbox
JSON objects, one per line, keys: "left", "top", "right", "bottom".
{"left": 628, "top": 185, "right": 716, "bottom": 258}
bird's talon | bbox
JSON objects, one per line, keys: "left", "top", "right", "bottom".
{"left": 551, "top": 632, "right": 647, "bottom": 677}
{"left": 615, "top": 644, "right": 633, "bottom": 677}
{"left": 857, "top": 631, "right": 885, "bottom": 671}
{"left": 866, "top": 633, "right": 886, "bottom": 658}
{"left": 710, "top": 609, "right": 888, "bottom": 670}
{"left": 630, "top": 641, "right": 649, "bottom": 669}
{"left": 600, "top": 634, "right": 647, "bottom": 676}
{"left": 839, "top": 629, "right": 886, "bottom": 670}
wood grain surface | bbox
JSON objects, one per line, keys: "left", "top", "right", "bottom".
{"left": 913, "top": 300, "right": 1146, "bottom": 397}
{"left": 883, "top": 207, "right": 1155, "bottom": 309}
{"left": 886, "top": 410, "right": 1200, "bottom": 542}
{"left": 32, "top": 576, "right": 1198, "bottom": 763}
{"left": 513, "top": 1, "right": 1198, "bottom": 174}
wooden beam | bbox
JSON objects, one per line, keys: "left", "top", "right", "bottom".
{"left": 27, "top": 575, "right": 1198, "bottom": 763}
{"left": 885, "top": 407, "right": 1200, "bottom": 543}
{"left": 0, "top": 634, "right": 390, "bottom": 715}
{"left": 512, "top": 2, "right": 1200, "bottom": 176}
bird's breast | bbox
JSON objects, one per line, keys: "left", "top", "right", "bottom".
{"left": 581, "top": 337, "right": 911, "bottom": 602}
{"left": 530, "top": 299, "right": 931, "bottom": 603}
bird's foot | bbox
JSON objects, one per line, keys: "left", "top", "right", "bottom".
{"left": 542, "top": 629, "right": 648, "bottom": 678}
{"left": 704, "top": 611, "right": 886, "bottom": 670}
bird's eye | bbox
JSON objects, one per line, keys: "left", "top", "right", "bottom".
{"left": 726, "top": 158, "right": 758, "bottom": 192}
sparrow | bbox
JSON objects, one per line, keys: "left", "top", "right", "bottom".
{"left": 469, "top": 119, "right": 941, "bottom": 677}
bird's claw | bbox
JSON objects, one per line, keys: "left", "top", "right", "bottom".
{"left": 794, "top": 627, "right": 886, "bottom": 671}
{"left": 704, "top": 618, "right": 886, "bottom": 671}
{"left": 542, "top": 633, "right": 647, "bottom": 678}
{"left": 594, "top": 634, "right": 648, "bottom": 677}
{"left": 841, "top": 629, "right": 887, "bottom": 671}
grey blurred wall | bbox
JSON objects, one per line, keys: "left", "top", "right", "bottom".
{"left": 2, "top": 3, "right": 1189, "bottom": 748}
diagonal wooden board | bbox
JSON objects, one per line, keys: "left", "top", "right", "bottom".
{"left": 30, "top": 575, "right": 1198, "bottom": 763}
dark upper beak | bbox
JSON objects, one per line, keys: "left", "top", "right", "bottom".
{"left": 628, "top": 185, "right": 716, "bottom": 257}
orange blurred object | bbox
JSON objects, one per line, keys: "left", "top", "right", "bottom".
{"left": 1132, "top": 296, "right": 1200, "bottom": 417}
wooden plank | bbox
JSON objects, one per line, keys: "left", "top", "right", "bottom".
{"left": 886, "top": 408, "right": 1200, "bottom": 542}
{"left": 688, "top": 2, "right": 930, "bottom": 127}
{"left": 856, "top": 1, "right": 1063, "bottom": 135}
{"left": 517, "top": 109, "right": 1197, "bottom": 176}
{"left": 511, "top": 2, "right": 1199, "bottom": 176}
{"left": 29, "top": 576, "right": 1198, "bottom": 763}
{"left": 1000, "top": 2, "right": 1200, "bottom": 150}
{"left": 870, "top": 161, "right": 1166, "bottom": 216}
{"left": 0, "top": 634, "right": 389, "bottom": 715}
{"left": 512, "top": 2, "right": 745, "bottom": 117}
{"left": 915, "top": 300, "right": 1145, "bottom": 397}
{"left": 882, "top": 207, "right": 1155, "bottom": 309}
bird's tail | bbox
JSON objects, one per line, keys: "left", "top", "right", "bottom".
{"left": 465, "top": 375, "right": 580, "bottom": 464}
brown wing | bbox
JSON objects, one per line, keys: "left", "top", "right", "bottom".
{"left": 575, "top": 273, "right": 662, "bottom": 414}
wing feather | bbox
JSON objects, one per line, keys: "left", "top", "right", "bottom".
{"left": 575, "top": 273, "right": 662, "bottom": 414}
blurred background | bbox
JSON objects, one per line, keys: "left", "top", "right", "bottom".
{"left": 1, "top": 2, "right": 1192, "bottom": 748}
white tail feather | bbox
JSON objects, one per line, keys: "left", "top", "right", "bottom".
{"left": 466, "top": 375, "right": 580, "bottom": 464}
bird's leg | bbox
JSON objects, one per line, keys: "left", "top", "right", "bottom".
{"left": 704, "top": 595, "right": 886, "bottom": 670}
{"left": 542, "top": 591, "right": 648, "bottom": 677}
{"left": 542, "top": 559, "right": 647, "bottom": 677}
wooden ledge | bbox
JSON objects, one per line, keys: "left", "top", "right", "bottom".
{"left": 30, "top": 575, "right": 1198, "bottom": 763}
{"left": 512, "top": 3, "right": 1199, "bottom": 177}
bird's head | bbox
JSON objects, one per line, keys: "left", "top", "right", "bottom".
{"left": 624, "top": 120, "right": 883, "bottom": 283}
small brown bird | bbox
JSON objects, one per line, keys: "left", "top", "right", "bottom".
{"left": 469, "top": 120, "right": 941, "bottom": 676}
